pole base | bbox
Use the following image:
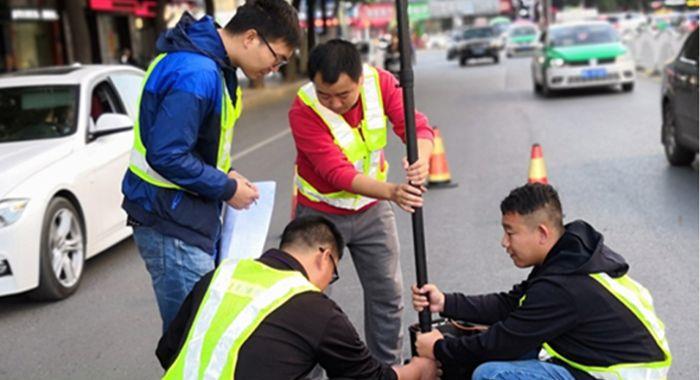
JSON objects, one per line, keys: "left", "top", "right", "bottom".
{"left": 409, "top": 318, "right": 482, "bottom": 379}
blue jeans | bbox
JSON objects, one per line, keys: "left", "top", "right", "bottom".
{"left": 472, "top": 360, "right": 575, "bottom": 380}
{"left": 133, "top": 226, "right": 215, "bottom": 332}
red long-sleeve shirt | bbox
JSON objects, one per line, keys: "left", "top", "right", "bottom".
{"left": 289, "top": 67, "right": 434, "bottom": 215}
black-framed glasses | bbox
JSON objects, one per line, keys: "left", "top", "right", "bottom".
{"left": 258, "top": 32, "right": 288, "bottom": 69}
{"left": 321, "top": 247, "right": 340, "bottom": 284}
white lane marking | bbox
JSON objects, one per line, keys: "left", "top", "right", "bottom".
{"left": 232, "top": 128, "right": 291, "bottom": 161}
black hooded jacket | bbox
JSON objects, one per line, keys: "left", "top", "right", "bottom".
{"left": 434, "top": 220, "right": 667, "bottom": 379}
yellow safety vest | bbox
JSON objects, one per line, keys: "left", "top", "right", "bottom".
{"left": 296, "top": 64, "right": 388, "bottom": 210}
{"left": 129, "top": 53, "right": 242, "bottom": 189}
{"left": 537, "top": 273, "right": 672, "bottom": 380}
{"left": 162, "top": 259, "right": 318, "bottom": 380}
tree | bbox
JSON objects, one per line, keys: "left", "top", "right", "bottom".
{"left": 58, "top": 0, "right": 93, "bottom": 64}
{"left": 204, "top": 0, "right": 216, "bottom": 16}
{"left": 155, "top": 0, "right": 168, "bottom": 36}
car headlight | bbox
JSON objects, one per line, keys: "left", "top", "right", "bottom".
{"left": 0, "top": 199, "right": 29, "bottom": 228}
{"left": 616, "top": 52, "right": 633, "bottom": 63}
{"left": 549, "top": 58, "right": 565, "bottom": 67}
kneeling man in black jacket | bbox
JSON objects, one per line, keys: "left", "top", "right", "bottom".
{"left": 412, "top": 183, "right": 671, "bottom": 380}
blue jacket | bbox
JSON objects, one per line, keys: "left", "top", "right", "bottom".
{"left": 121, "top": 13, "right": 239, "bottom": 253}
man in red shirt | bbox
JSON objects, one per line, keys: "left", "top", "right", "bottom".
{"left": 288, "top": 39, "right": 434, "bottom": 365}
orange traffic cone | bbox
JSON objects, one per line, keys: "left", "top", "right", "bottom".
{"left": 428, "top": 127, "right": 457, "bottom": 188}
{"left": 527, "top": 143, "right": 548, "bottom": 184}
{"left": 290, "top": 165, "right": 298, "bottom": 220}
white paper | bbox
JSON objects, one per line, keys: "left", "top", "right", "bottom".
{"left": 219, "top": 181, "right": 276, "bottom": 263}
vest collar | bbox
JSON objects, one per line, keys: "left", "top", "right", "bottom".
{"left": 258, "top": 249, "right": 309, "bottom": 279}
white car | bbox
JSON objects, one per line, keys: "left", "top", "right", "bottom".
{"left": 0, "top": 65, "right": 144, "bottom": 300}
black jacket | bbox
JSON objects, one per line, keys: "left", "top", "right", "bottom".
{"left": 157, "top": 249, "right": 397, "bottom": 380}
{"left": 435, "top": 220, "right": 666, "bottom": 379}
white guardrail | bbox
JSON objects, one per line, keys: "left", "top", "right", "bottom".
{"left": 623, "top": 28, "right": 691, "bottom": 75}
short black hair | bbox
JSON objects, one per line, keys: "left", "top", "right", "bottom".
{"left": 224, "top": 0, "right": 301, "bottom": 48}
{"left": 500, "top": 183, "right": 564, "bottom": 229}
{"left": 280, "top": 216, "right": 344, "bottom": 260}
{"left": 308, "top": 39, "right": 362, "bottom": 83}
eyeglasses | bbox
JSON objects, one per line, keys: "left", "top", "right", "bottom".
{"left": 321, "top": 247, "right": 340, "bottom": 285}
{"left": 258, "top": 32, "right": 288, "bottom": 69}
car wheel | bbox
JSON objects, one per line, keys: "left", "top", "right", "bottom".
{"left": 541, "top": 78, "right": 552, "bottom": 98}
{"left": 459, "top": 56, "right": 467, "bottom": 66}
{"left": 533, "top": 81, "right": 542, "bottom": 94}
{"left": 662, "top": 103, "right": 695, "bottom": 166}
{"left": 622, "top": 83, "right": 634, "bottom": 92}
{"left": 493, "top": 55, "right": 500, "bottom": 64}
{"left": 30, "top": 197, "right": 85, "bottom": 300}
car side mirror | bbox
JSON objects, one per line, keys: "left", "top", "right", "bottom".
{"left": 92, "top": 113, "right": 133, "bottom": 139}
{"left": 680, "top": 56, "right": 698, "bottom": 67}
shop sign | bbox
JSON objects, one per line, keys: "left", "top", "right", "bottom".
{"left": 354, "top": 3, "right": 395, "bottom": 27}
{"left": 90, "top": 0, "right": 157, "bottom": 18}
{"left": 11, "top": 9, "right": 59, "bottom": 21}
{"left": 408, "top": 1, "right": 431, "bottom": 22}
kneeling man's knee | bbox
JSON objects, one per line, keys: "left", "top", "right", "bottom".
{"left": 471, "top": 362, "right": 501, "bottom": 380}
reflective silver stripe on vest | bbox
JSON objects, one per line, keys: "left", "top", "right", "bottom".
{"left": 539, "top": 350, "right": 669, "bottom": 380}
{"left": 203, "top": 276, "right": 312, "bottom": 379}
{"left": 130, "top": 149, "right": 178, "bottom": 187}
{"left": 183, "top": 259, "right": 240, "bottom": 380}
{"left": 589, "top": 366, "right": 668, "bottom": 380}
{"left": 361, "top": 65, "right": 385, "bottom": 131}
{"left": 294, "top": 175, "right": 376, "bottom": 210}
{"left": 299, "top": 83, "right": 356, "bottom": 150}
{"left": 580, "top": 372, "right": 617, "bottom": 380}
{"left": 594, "top": 273, "right": 670, "bottom": 353}
{"left": 367, "top": 150, "right": 382, "bottom": 179}
{"left": 540, "top": 272, "right": 671, "bottom": 380}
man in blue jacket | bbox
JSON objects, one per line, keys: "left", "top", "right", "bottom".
{"left": 121, "top": 0, "right": 301, "bottom": 331}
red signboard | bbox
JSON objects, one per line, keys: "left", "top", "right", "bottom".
{"left": 353, "top": 3, "right": 395, "bottom": 28}
{"left": 90, "top": 0, "right": 157, "bottom": 18}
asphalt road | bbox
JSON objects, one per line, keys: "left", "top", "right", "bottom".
{"left": 1, "top": 50, "right": 697, "bottom": 379}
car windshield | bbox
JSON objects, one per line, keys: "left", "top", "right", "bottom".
{"left": 0, "top": 86, "right": 78, "bottom": 143}
{"left": 463, "top": 27, "right": 495, "bottom": 39}
{"left": 510, "top": 26, "right": 537, "bottom": 36}
{"left": 549, "top": 24, "right": 619, "bottom": 47}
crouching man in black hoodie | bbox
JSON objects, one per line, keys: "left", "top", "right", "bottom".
{"left": 412, "top": 183, "right": 672, "bottom": 380}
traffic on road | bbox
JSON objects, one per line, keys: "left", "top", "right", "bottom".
{"left": 0, "top": 3, "right": 697, "bottom": 380}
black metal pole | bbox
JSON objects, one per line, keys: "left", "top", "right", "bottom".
{"left": 395, "top": 0, "right": 431, "bottom": 333}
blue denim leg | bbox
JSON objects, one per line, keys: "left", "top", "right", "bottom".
{"left": 472, "top": 360, "right": 575, "bottom": 380}
{"left": 133, "top": 227, "right": 215, "bottom": 332}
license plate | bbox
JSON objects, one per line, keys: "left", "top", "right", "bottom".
{"left": 582, "top": 68, "right": 607, "bottom": 78}
{"left": 471, "top": 47, "right": 485, "bottom": 55}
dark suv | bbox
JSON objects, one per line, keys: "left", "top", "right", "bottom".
{"left": 661, "top": 28, "right": 698, "bottom": 166}
{"left": 457, "top": 26, "right": 501, "bottom": 66}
